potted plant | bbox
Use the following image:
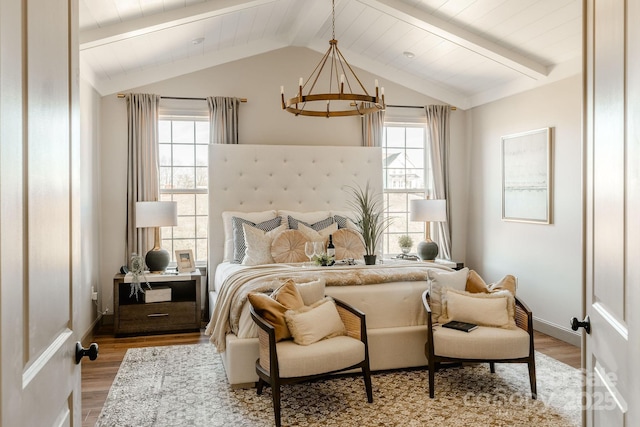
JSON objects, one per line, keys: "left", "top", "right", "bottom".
{"left": 398, "top": 235, "right": 414, "bottom": 254}
{"left": 345, "top": 182, "right": 392, "bottom": 265}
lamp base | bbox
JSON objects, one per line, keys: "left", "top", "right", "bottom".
{"left": 417, "top": 240, "right": 439, "bottom": 262}
{"left": 145, "top": 248, "right": 170, "bottom": 273}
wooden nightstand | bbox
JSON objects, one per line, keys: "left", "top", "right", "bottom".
{"left": 113, "top": 270, "right": 202, "bottom": 336}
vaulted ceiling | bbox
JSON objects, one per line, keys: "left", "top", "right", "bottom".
{"left": 79, "top": 0, "right": 581, "bottom": 109}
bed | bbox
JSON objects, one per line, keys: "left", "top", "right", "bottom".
{"left": 205, "top": 144, "right": 453, "bottom": 387}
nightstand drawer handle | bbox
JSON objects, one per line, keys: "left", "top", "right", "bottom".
{"left": 147, "top": 313, "right": 170, "bottom": 318}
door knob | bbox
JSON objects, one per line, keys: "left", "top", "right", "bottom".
{"left": 75, "top": 342, "right": 99, "bottom": 364}
{"left": 570, "top": 315, "right": 591, "bottom": 334}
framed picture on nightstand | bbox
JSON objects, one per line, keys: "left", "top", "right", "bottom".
{"left": 175, "top": 249, "right": 196, "bottom": 273}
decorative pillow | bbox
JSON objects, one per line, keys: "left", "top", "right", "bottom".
{"left": 298, "top": 222, "right": 338, "bottom": 246}
{"left": 489, "top": 275, "right": 517, "bottom": 295}
{"left": 277, "top": 210, "right": 331, "bottom": 229}
{"left": 222, "top": 210, "right": 277, "bottom": 262}
{"left": 285, "top": 297, "right": 346, "bottom": 346}
{"left": 247, "top": 280, "right": 305, "bottom": 342}
{"left": 287, "top": 216, "right": 335, "bottom": 231}
{"left": 439, "top": 288, "right": 516, "bottom": 329}
{"left": 332, "top": 228, "right": 365, "bottom": 260}
{"left": 295, "top": 278, "right": 326, "bottom": 306}
{"left": 466, "top": 270, "right": 490, "bottom": 293}
{"left": 242, "top": 223, "right": 287, "bottom": 266}
{"left": 232, "top": 216, "right": 282, "bottom": 263}
{"left": 271, "top": 229, "right": 308, "bottom": 263}
{"left": 332, "top": 214, "right": 359, "bottom": 230}
{"left": 427, "top": 267, "right": 469, "bottom": 321}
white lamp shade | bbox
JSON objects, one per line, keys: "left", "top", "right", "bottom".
{"left": 136, "top": 201, "right": 178, "bottom": 228}
{"left": 409, "top": 199, "right": 447, "bottom": 222}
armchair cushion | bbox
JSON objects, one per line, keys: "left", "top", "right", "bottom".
{"left": 285, "top": 297, "right": 346, "bottom": 345}
{"left": 248, "top": 280, "right": 305, "bottom": 341}
{"left": 440, "top": 288, "right": 516, "bottom": 328}
{"left": 276, "top": 336, "right": 365, "bottom": 378}
{"left": 427, "top": 267, "right": 469, "bottom": 321}
{"left": 432, "top": 325, "right": 530, "bottom": 359}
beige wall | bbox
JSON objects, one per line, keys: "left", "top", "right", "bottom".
{"left": 97, "top": 46, "right": 469, "bottom": 315}
{"left": 465, "top": 75, "right": 582, "bottom": 344}
{"left": 79, "top": 77, "right": 102, "bottom": 338}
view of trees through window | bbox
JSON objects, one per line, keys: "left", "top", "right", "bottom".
{"left": 382, "top": 123, "right": 433, "bottom": 255}
{"left": 158, "top": 118, "right": 209, "bottom": 264}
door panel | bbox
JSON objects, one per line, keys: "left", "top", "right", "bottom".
{"left": 584, "top": 0, "right": 638, "bottom": 425}
{"left": 0, "top": 0, "right": 81, "bottom": 425}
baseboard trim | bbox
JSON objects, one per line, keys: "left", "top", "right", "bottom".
{"left": 533, "top": 316, "right": 581, "bottom": 347}
{"left": 81, "top": 313, "right": 104, "bottom": 344}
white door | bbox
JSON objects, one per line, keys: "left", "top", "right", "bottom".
{"left": 0, "top": 0, "right": 84, "bottom": 425}
{"left": 583, "top": 0, "right": 640, "bottom": 425}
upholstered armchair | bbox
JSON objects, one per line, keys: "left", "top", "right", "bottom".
{"left": 250, "top": 297, "right": 373, "bottom": 427}
{"left": 421, "top": 289, "right": 537, "bottom": 399}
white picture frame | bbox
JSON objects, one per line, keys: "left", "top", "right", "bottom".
{"left": 175, "top": 249, "right": 196, "bottom": 273}
{"left": 501, "top": 127, "right": 553, "bottom": 224}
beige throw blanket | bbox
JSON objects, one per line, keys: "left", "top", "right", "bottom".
{"left": 204, "top": 262, "right": 452, "bottom": 352}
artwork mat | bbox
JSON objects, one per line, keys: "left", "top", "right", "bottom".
{"left": 501, "top": 127, "right": 553, "bottom": 224}
{"left": 175, "top": 249, "right": 196, "bottom": 273}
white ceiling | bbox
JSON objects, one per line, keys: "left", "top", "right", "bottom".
{"left": 79, "top": 0, "right": 582, "bottom": 109}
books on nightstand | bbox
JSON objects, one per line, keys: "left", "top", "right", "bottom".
{"left": 442, "top": 320, "right": 478, "bottom": 332}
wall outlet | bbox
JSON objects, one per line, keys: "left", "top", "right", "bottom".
{"left": 91, "top": 286, "right": 98, "bottom": 301}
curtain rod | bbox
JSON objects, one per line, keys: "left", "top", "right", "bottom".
{"left": 387, "top": 104, "right": 456, "bottom": 111}
{"left": 117, "top": 94, "right": 247, "bottom": 103}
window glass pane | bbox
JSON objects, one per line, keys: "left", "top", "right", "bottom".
{"left": 174, "top": 193, "right": 195, "bottom": 215}
{"left": 159, "top": 166, "right": 172, "bottom": 189}
{"left": 196, "top": 166, "right": 208, "bottom": 189}
{"left": 406, "top": 148, "right": 424, "bottom": 168}
{"left": 196, "top": 194, "right": 208, "bottom": 215}
{"left": 385, "top": 127, "right": 405, "bottom": 147}
{"left": 195, "top": 145, "right": 208, "bottom": 166}
{"left": 173, "top": 145, "right": 194, "bottom": 166}
{"left": 196, "top": 239, "right": 208, "bottom": 263}
{"left": 406, "top": 127, "right": 424, "bottom": 148}
{"left": 173, "top": 121, "right": 194, "bottom": 144}
{"left": 195, "top": 121, "right": 209, "bottom": 144}
{"left": 196, "top": 216, "right": 208, "bottom": 238}
{"left": 174, "top": 216, "right": 195, "bottom": 239}
{"left": 159, "top": 144, "right": 171, "bottom": 166}
{"left": 173, "top": 167, "right": 195, "bottom": 189}
{"left": 159, "top": 121, "right": 171, "bottom": 143}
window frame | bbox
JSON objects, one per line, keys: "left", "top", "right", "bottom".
{"left": 381, "top": 119, "right": 433, "bottom": 256}
{"left": 158, "top": 114, "right": 209, "bottom": 266}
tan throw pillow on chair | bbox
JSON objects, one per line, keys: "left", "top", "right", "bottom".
{"left": 248, "top": 279, "right": 305, "bottom": 341}
{"left": 489, "top": 275, "right": 517, "bottom": 295}
{"left": 465, "top": 269, "right": 490, "bottom": 293}
{"left": 285, "top": 297, "right": 346, "bottom": 346}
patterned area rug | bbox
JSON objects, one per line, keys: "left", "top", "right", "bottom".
{"left": 96, "top": 344, "right": 581, "bottom": 427}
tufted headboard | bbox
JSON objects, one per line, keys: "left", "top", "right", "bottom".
{"left": 208, "top": 144, "right": 383, "bottom": 273}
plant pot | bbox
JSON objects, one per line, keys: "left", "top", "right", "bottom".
{"left": 363, "top": 255, "right": 377, "bottom": 265}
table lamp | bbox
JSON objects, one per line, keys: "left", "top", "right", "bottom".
{"left": 409, "top": 199, "right": 447, "bottom": 261}
{"left": 136, "top": 201, "right": 178, "bottom": 273}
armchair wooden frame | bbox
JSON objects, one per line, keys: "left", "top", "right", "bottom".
{"left": 421, "top": 290, "right": 537, "bottom": 399}
{"left": 250, "top": 298, "right": 373, "bottom": 427}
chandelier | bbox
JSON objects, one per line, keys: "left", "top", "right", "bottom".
{"left": 280, "top": 0, "right": 385, "bottom": 117}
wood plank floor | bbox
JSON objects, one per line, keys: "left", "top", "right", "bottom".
{"left": 81, "top": 327, "right": 581, "bottom": 427}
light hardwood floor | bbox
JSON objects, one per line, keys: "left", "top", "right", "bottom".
{"left": 81, "top": 327, "right": 581, "bottom": 427}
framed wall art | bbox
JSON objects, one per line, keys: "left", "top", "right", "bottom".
{"left": 501, "top": 127, "right": 553, "bottom": 224}
{"left": 175, "top": 249, "right": 196, "bottom": 273}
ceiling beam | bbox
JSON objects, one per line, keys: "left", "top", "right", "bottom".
{"left": 356, "top": 0, "right": 549, "bottom": 80}
{"left": 80, "top": 0, "right": 276, "bottom": 50}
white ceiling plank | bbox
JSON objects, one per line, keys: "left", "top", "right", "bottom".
{"left": 79, "top": 0, "right": 277, "bottom": 50}
{"left": 356, "top": 0, "right": 549, "bottom": 79}
{"left": 94, "top": 38, "right": 288, "bottom": 96}
{"left": 287, "top": 0, "right": 333, "bottom": 46}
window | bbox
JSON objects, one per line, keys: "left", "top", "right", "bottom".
{"left": 158, "top": 117, "right": 209, "bottom": 264}
{"left": 382, "top": 122, "right": 433, "bottom": 255}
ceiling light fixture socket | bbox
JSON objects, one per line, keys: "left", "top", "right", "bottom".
{"left": 403, "top": 51, "right": 415, "bottom": 59}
